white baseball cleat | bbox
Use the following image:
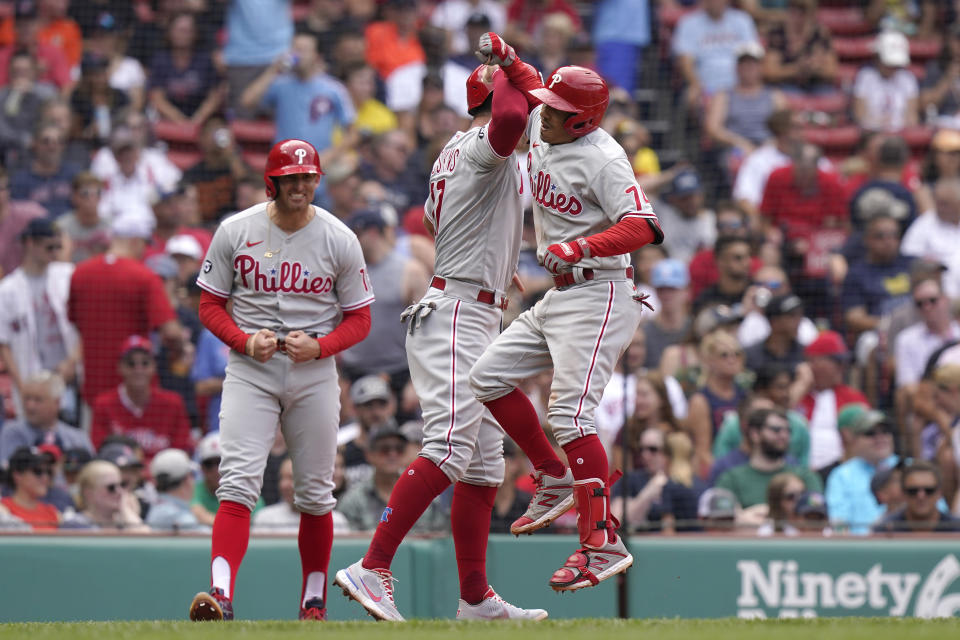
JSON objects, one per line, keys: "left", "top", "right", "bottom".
{"left": 334, "top": 559, "right": 405, "bottom": 622}
{"left": 456, "top": 586, "right": 548, "bottom": 621}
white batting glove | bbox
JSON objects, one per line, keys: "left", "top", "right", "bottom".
{"left": 476, "top": 32, "right": 516, "bottom": 67}
{"left": 400, "top": 301, "right": 437, "bottom": 335}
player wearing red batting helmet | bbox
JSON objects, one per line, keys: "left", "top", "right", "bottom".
{"left": 263, "top": 139, "right": 323, "bottom": 199}
{"left": 529, "top": 66, "right": 609, "bottom": 138}
{"left": 465, "top": 64, "right": 494, "bottom": 116}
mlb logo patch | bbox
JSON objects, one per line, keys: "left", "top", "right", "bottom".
{"left": 380, "top": 507, "right": 393, "bottom": 523}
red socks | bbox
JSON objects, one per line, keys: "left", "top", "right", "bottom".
{"left": 363, "top": 456, "right": 452, "bottom": 570}
{"left": 484, "top": 389, "right": 566, "bottom": 478}
{"left": 298, "top": 512, "right": 333, "bottom": 606}
{"left": 562, "top": 434, "right": 609, "bottom": 484}
{"left": 210, "top": 500, "right": 251, "bottom": 599}
{"left": 451, "top": 481, "right": 497, "bottom": 604}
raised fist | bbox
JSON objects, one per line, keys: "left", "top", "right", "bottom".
{"left": 542, "top": 238, "right": 590, "bottom": 274}
{"left": 476, "top": 32, "right": 516, "bottom": 67}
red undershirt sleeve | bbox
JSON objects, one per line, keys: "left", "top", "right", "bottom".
{"left": 487, "top": 71, "right": 529, "bottom": 158}
{"left": 316, "top": 305, "right": 371, "bottom": 359}
{"left": 502, "top": 59, "right": 543, "bottom": 112}
{"left": 199, "top": 290, "right": 250, "bottom": 354}
{"left": 583, "top": 216, "right": 663, "bottom": 258}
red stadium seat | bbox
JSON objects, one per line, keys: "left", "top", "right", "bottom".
{"left": 900, "top": 125, "right": 934, "bottom": 149}
{"left": 801, "top": 125, "right": 859, "bottom": 151}
{"left": 909, "top": 38, "right": 942, "bottom": 62}
{"left": 167, "top": 149, "right": 201, "bottom": 171}
{"left": 242, "top": 150, "right": 269, "bottom": 170}
{"left": 785, "top": 92, "right": 850, "bottom": 116}
{"left": 153, "top": 119, "right": 200, "bottom": 145}
{"left": 833, "top": 37, "right": 875, "bottom": 62}
{"left": 817, "top": 7, "right": 873, "bottom": 36}
{"left": 230, "top": 119, "right": 276, "bottom": 144}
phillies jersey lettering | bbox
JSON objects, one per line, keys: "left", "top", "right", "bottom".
{"left": 197, "top": 203, "right": 373, "bottom": 335}
{"left": 424, "top": 124, "right": 523, "bottom": 292}
{"left": 525, "top": 105, "right": 659, "bottom": 271}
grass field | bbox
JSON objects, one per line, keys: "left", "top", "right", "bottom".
{"left": 1, "top": 618, "right": 958, "bottom": 640}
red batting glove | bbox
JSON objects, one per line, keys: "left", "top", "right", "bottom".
{"left": 542, "top": 237, "right": 591, "bottom": 274}
{"left": 476, "top": 32, "right": 516, "bottom": 67}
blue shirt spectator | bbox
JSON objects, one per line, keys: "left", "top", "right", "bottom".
{"left": 10, "top": 124, "right": 81, "bottom": 219}
{"left": 148, "top": 46, "right": 219, "bottom": 120}
{"left": 263, "top": 74, "right": 355, "bottom": 154}
{"left": 191, "top": 328, "right": 229, "bottom": 432}
{"left": 672, "top": 1, "right": 758, "bottom": 96}
{"left": 826, "top": 454, "right": 898, "bottom": 535}
{"left": 222, "top": 0, "right": 293, "bottom": 67}
{"left": 593, "top": 0, "right": 651, "bottom": 92}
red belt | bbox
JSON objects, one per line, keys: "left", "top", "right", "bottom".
{"left": 430, "top": 276, "right": 508, "bottom": 310}
{"left": 552, "top": 266, "right": 634, "bottom": 289}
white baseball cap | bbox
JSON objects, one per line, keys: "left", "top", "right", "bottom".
{"left": 196, "top": 432, "right": 222, "bottom": 462}
{"left": 166, "top": 234, "right": 203, "bottom": 260}
{"left": 149, "top": 448, "right": 197, "bottom": 482}
{"left": 110, "top": 213, "right": 154, "bottom": 239}
{"left": 875, "top": 31, "right": 909, "bottom": 67}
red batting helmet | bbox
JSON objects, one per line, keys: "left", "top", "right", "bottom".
{"left": 466, "top": 65, "right": 494, "bottom": 115}
{"left": 263, "top": 138, "right": 323, "bottom": 198}
{"left": 529, "top": 66, "right": 609, "bottom": 138}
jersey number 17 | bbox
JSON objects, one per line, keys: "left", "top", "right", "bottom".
{"left": 429, "top": 179, "right": 446, "bottom": 236}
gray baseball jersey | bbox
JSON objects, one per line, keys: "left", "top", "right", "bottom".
{"left": 412, "top": 124, "right": 525, "bottom": 485}
{"left": 525, "top": 105, "right": 657, "bottom": 269}
{"left": 196, "top": 202, "right": 373, "bottom": 515}
{"left": 425, "top": 124, "right": 523, "bottom": 292}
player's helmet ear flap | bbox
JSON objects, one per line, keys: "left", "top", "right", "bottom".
{"left": 466, "top": 65, "right": 495, "bottom": 115}
{"left": 263, "top": 139, "right": 323, "bottom": 198}
{"left": 528, "top": 66, "right": 609, "bottom": 138}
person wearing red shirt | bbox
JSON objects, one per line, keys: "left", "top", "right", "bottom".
{"left": 36, "top": 0, "right": 84, "bottom": 68}
{"left": 0, "top": 13, "right": 72, "bottom": 91}
{"left": 505, "top": 0, "right": 581, "bottom": 54}
{"left": 0, "top": 446, "right": 61, "bottom": 530}
{"left": 68, "top": 216, "right": 183, "bottom": 412}
{"left": 688, "top": 203, "right": 762, "bottom": 299}
{"left": 90, "top": 335, "right": 192, "bottom": 459}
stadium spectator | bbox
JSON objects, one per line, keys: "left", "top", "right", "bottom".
{"left": 737, "top": 265, "right": 818, "bottom": 350}
{"left": 181, "top": 118, "right": 251, "bottom": 225}
{"left": 0, "top": 446, "right": 60, "bottom": 530}
{"left": 98, "top": 126, "right": 180, "bottom": 222}
{"left": 0, "top": 371, "right": 91, "bottom": 464}
{"left": 871, "top": 464, "right": 906, "bottom": 515}
{"left": 921, "top": 364, "right": 960, "bottom": 475}
{"left": 592, "top": 0, "right": 651, "bottom": 94}
{"left": 70, "top": 53, "right": 129, "bottom": 148}
{"left": 0, "top": 52, "right": 54, "bottom": 168}
{"left": 852, "top": 31, "right": 919, "bottom": 132}
{"left": 895, "top": 277, "right": 960, "bottom": 390}
{"left": 697, "top": 487, "right": 740, "bottom": 531}
{"left": 921, "top": 23, "right": 960, "bottom": 118}
{"left": 733, "top": 109, "right": 804, "bottom": 224}
{"left": 903, "top": 178, "right": 960, "bottom": 297}
{"left": 866, "top": 0, "right": 936, "bottom": 38}
{"left": 654, "top": 170, "right": 716, "bottom": 264}
{"left": 295, "top": 0, "right": 357, "bottom": 63}
{"left": 825, "top": 409, "right": 897, "bottom": 534}
{"left": 90, "top": 110, "right": 181, "bottom": 196}
{"left": 35, "top": 0, "right": 83, "bottom": 69}
{"left": 190, "top": 431, "right": 262, "bottom": 526}
{"left": 68, "top": 215, "right": 182, "bottom": 409}
{"left": 672, "top": 0, "right": 759, "bottom": 106}
{"left": 337, "top": 425, "right": 447, "bottom": 532}
{"left": 761, "top": 0, "right": 838, "bottom": 94}
{"left": 660, "top": 304, "right": 743, "bottom": 397}
{"left": 60, "top": 459, "right": 148, "bottom": 531}
{"left": 715, "top": 408, "right": 822, "bottom": 508}
{"left": 796, "top": 332, "right": 869, "bottom": 474}
{"left": 687, "top": 203, "right": 760, "bottom": 299}
{"left": 97, "top": 439, "right": 152, "bottom": 519}
{"left": 344, "top": 64, "right": 398, "bottom": 137}
{"left": 611, "top": 373, "right": 682, "bottom": 470}
{"left": 144, "top": 447, "right": 208, "bottom": 532}
{"left": 874, "top": 460, "right": 960, "bottom": 532}
{"left": 848, "top": 136, "right": 917, "bottom": 240}
{"left": 692, "top": 236, "right": 752, "bottom": 314}
{"left": 340, "top": 207, "right": 428, "bottom": 387}
{"left": 253, "top": 456, "right": 351, "bottom": 534}
{"left": 191, "top": 325, "right": 229, "bottom": 433}
{"left": 358, "top": 131, "right": 425, "bottom": 213}
{"left": 365, "top": 0, "right": 427, "bottom": 114}
{"left": 842, "top": 213, "right": 913, "bottom": 338}
{"left": 9, "top": 121, "right": 81, "bottom": 219}
{"left": 503, "top": 0, "right": 580, "bottom": 53}
{"left": 756, "top": 471, "right": 806, "bottom": 536}
{"left": 341, "top": 375, "right": 399, "bottom": 486}
{"left": 57, "top": 172, "right": 109, "bottom": 263}
{"left": 82, "top": 12, "right": 145, "bottom": 112}
{"left": 917, "top": 129, "right": 960, "bottom": 203}
{"left": 687, "top": 330, "right": 747, "bottom": 474}
{"left": 643, "top": 259, "right": 692, "bottom": 370}
{"left": 221, "top": 0, "right": 292, "bottom": 119}
{"left": 743, "top": 294, "right": 807, "bottom": 373}
{"left": 0, "top": 10, "right": 72, "bottom": 92}
{"left": 148, "top": 12, "right": 223, "bottom": 125}
{"left": 90, "top": 335, "right": 192, "bottom": 459}
{"left": 0, "top": 218, "right": 79, "bottom": 417}
{"left": 526, "top": 12, "right": 575, "bottom": 78}
{"left": 706, "top": 41, "right": 785, "bottom": 167}
{"left": 430, "top": 1, "right": 505, "bottom": 56}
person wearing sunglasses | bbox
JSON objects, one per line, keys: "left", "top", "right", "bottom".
{"left": 60, "top": 459, "right": 147, "bottom": 531}
{"left": 874, "top": 460, "right": 960, "bottom": 532}
{"left": 824, "top": 408, "right": 898, "bottom": 535}
{"left": 0, "top": 446, "right": 60, "bottom": 530}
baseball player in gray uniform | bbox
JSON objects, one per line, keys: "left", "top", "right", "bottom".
{"left": 188, "top": 139, "right": 374, "bottom": 622}
{"left": 467, "top": 35, "right": 663, "bottom": 592}
{"left": 335, "top": 55, "right": 548, "bottom": 621}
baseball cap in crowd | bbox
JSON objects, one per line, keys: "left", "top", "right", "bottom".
{"left": 7, "top": 446, "right": 49, "bottom": 473}
{"left": 693, "top": 304, "right": 744, "bottom": 339}
{"left": 64, "top": 448, "right": 93, "bottom": 474}
{"left": 932, "top": 129, "right": 960, "bottom": 152}
{"left": 836, "top": 403, "right": 870, "bottom": 433}
{"left": 347, "top": 208, "right": 387, "bottom": 233}
{"left": 698, "top": 487, "right": 739, "bottom": 520}
{"left": 844, "top": 409, "right": 891, "bottom": 435}
{"left": 764, "top": 294, "right": 803, "bottom": 319}
{"left": 795, "top": 491, "right": 828, "bottom": 519}
{"left": 870, "top": 464, "right": 898, "bottom": 499}
{"left": 98, "top": 442, "right": 143, "bottom": 469}
{"left": 196, "top": 432, "right": 222, "bottom": 463}
{"left": 735, "top": 41, "right": 765, "bottom": 62}
{"left": 166, "top": 234, "right": 203, "bottom": 260}
{"left": 145, "top": 253, "right": 178, "bottom": 280}
{"left": 670, "top": 169, "right": 701, "bottom": 197}
{"left": 651, "top": 258, "right": 690, "bottom": 289}
{"left": 466, "top": 12, "right": 492, "bottom": 29}
{"left": 369, "top": 425, "right": 409, "bottom": 447}
{"left": 110, "top": 125, "right": 138, "bottom": 150}
{"left": 399, "top": 419, "right": 424, "bottom": 445}
{"left": 80, "top": 52, "right": 109, "bottom": 74}
{"left": 20, "top": 217, "right": 57, "bottom": 240}
{"left": 805, "top": 330, "right": 848, "bottom": 359}
{"left": 150, "top": 448, "right": 197, "bottom": 485}
{"left": 874, "top": 31, "right": 909, "bottom": 67}
{"left": 121, "top": 335, "right": 154, "bottom": 359}
{"left": 909, "top": 257, "right": 948, "bottom": 285}
{"left": 110, "top": 213, "right": 154, "bottom": 239}
{"left": 350, "top": 375, "right": 392, "bottom": 406}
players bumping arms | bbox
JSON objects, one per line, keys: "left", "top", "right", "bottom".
{"left": 188, "top": 139, "right": 374, "bottom": 622}
{"left": 335, "top": 44, "right": 548, "bottom": 622}
{"left": 467, "top": 34, "right": 664, "bottom": 592}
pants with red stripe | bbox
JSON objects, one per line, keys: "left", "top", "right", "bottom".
{"left": 469, "top": 279, "right": 642, "bottom": 447}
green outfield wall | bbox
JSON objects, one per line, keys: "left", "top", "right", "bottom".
{"left": 1, "top": 535, "right": 958, "bottom": 622}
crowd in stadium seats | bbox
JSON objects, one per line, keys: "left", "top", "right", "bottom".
{"left": 1, "top": 0, "right": 959, "bottom": 536}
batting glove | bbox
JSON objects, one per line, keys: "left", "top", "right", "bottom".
{"left": 400, "top": 301, "right": 437, "bottom": 335}
{"left": 542, "top": 237, "right": 591, "bottom": 274}
{"left": 476, "top": 32, "right": 516, "bottom": 67}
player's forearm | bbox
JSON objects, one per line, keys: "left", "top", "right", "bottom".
{"left": 199, "top": 290, "right": 250, "bottom": 354}
{"left": 502, "top": 59, "right": 543, "bottom": 111}
{"left": 582, "top": 216, "right": 663, "bottom": 258}
{"left": 488, "top": 72, "right": 529, "bottom": 157}
{"left": 316, "top": 305, "right": 371, "bottom": 358}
